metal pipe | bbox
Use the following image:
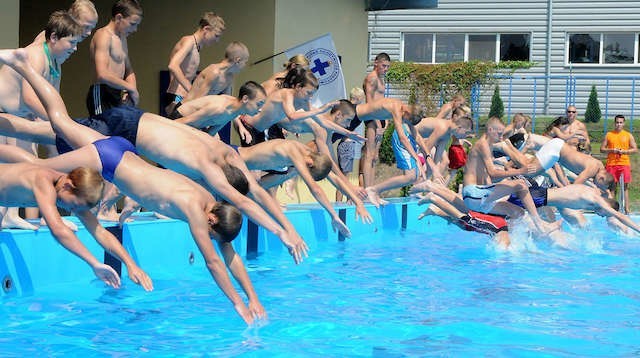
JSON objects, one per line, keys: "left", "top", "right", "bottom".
{"left": 544, "top": 0, "right": 553, "bottom": 115}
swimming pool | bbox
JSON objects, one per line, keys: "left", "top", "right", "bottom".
{"left": 1, "top": 201, "right": 640, "bottom": 356}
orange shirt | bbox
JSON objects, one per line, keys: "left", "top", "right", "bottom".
{"left": 605, "top": 129, "right": 633, "bottom": 166}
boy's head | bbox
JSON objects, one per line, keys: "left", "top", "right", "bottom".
{"left": 224, "top": 42, "right": 249, "bottom": 72}
{"left": 45, "top": 11, "right": 84, "bottom": 63}
{"left": 283, "top": 68, "right": 319, "bottom": 99}
{"left": 330, "top": 99, "right": 356, "bottom": 127}
{"left": 451, "top": 93, "right": 466, "bottom": 108}
{"left": 373, "top": 52, "right": 391, "bottom": 77}
{"left": 238, "top": 81, "right": 267, "bottom": 116}
{"left": 69, "top": 0, "right": 98, "bottom": 39}
{"left": 594, "top": 168, "right": 615, "bottom": 193}
{"left": 486, "top": 116, "right": 505, "bottom": 142}
{"left": 307, "top": 152, "right": 333, "bottom": 181}
{"left": 349, "top": 87, "right": 365, "bottom": 105}
{"left": 452, "top": 115, "right": 474, "bottom": 139}
{"left": 284, "top": 54, "right": 310, "bottom": 71}
{"left": 512, "top": 113, "right": 531, "bottom": 131}
{"left": 56, "top": 167, "right": 105, "bottom": 212}
{"left": 199, "top": 12, "right": 225, "bottom": 46}
{"left": 208, "top": 202, "right": 242, "bottom": 243}
{"left": 596, "top": 197, "right": 619, "bottom": 217}
{"left": 222, "top": 163, "right": 249, "bottom": 195}
{"left": 614, "top": 114, "right": 626, "bottom": 132}
{"left": 402, "top": 104, "right": 423, "bottom": 125}
{"left": 112, "top": 0, "right": 142, "bottom": 36}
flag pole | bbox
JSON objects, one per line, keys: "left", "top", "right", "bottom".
{"left": 250, "top": 33, "right": 331, "bottom": 66}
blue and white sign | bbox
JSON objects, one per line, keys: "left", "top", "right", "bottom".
{"left": 285, "top": 33, "right": 346, "bottom": 107}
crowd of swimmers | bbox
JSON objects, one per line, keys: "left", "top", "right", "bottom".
{"left": 0, "top": 0, "right": 637, "bottom": 325}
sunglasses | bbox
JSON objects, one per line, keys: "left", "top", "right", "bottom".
{"left": 567, "top": 110, "right": 576, "bottom": 113}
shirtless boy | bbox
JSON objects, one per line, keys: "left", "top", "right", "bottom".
{"left": 462, "top": 117, "right": 562, "bottom": 234}
{"left": 1, "top": 48, "right": 263, "bottom": 324}
{"left": 164, "top": 12, "right": 225, "bottom": 114}
{"left": 181, "top": 42, "right": 249, "bottom": 102}
{"left": 87, "top": 0, "right": 142, "bottom": 115}
{"left": 361, "top": 52, "right": 391, "bottom": 187}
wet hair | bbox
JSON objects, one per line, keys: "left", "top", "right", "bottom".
{"left": 224, "top": 41, "right": 249, "bottom": 61}
{"left": 453, "top": 115, "right": 473, "bottom": 131}
{"left": 199, "top": 12, "right": 225, "bottom": 31}
{"left": 69, "top": 0, "right": 98, "bottom": 21}
{"left": 210, "top": 202, "right": 242, "bottom": 242}
{"left": 282, "top": 67, "right": 319, "bottom": 89}
{"left": 375, "top": 52, "right": 391, "bottom": 62}
{"left": 45, "top": 10, "right": 84, "bottom": 40}
{"left": 112, "top": 0, "right": 142, "bottom": 19}
{"left": 544, "top": 116, "right": 570, "bottom": 135}
{"left": 330, "top": 99, "right": 356, "bottom": 117}
{"left": 408, "top": 107, "right": 423, "bottom": 125}
{"left": 284, "top": 54, "right": 309, "bottom": 70}
{"left": 238, "top": 81, "right": 266, "bottom": 100}
{"left": 308, "top": 152, "right": 332, "bottom": 181}
{"left": 222, "top": 164, "right": 249, "bottom": 195}
{"left": 68, "top": 167, "right": 105, "bottom": 208}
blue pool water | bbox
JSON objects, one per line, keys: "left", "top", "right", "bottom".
{"left": 1, "top": 215, "right": 640, "bottom": 356}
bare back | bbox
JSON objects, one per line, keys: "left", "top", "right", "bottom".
{"left": 183, "top": 62, "right": 233, "bottom": 101}
{"left": 0, "top": 163, "right": 56, "bottom": 207}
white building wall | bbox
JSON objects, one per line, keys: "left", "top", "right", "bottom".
{"left": 368, "top": 0, "right": 640, "bottom": 123}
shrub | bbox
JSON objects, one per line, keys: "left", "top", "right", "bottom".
{"left": 488, "top": 85, "right": 504, "bottom": 119}
{"left": 379, "top": 122, "right": 396, "bottom": 165}
{"left": 584, "top": 85, "right": 602, "bottom": 123}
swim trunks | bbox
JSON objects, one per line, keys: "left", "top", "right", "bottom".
{"left": 86, "top": 84, "right": 128, "bottom": 116}
{"left": 535, "top": 138, "right": 564, "bottom": 170}
{"left": 606, "top": 165, "right": 632, "bottom": 184}
{"left": 459, "top": 210, "right": 508, "bottom": 235}
{"left": 448, "top": 144, "right": 467, "bottom": 169}
{"left": 392, "top": 124, "right": 419, "bottom": 172}
{"left": 94, "top": 105, "right": 145, "bottom": 146}
{"left": 93, "top": 136, "right": 137, "bottom": 182}
{"left": 337, "top": 138, "right": 356, "bottom": 173}
{"left": 462, "top": 184, "right": 497, "bottom": 213}
{"left": 507, "top": 181, "right": 548, "bottom": 208}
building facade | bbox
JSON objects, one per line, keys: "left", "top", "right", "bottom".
{"left": 368, "top": 0, "right": 640, "bottom": 121}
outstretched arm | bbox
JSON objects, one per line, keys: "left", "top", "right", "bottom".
{"left": 218, "top": 241, "right": 266, "bottom": 321}
{"left": 76, "top": 210, "right": 153, "bottom": 291}
{"left": 33, "top": 176, "right": 120, "bottom": 288}
{"left": 186, "top": 207, "right": 254, "bottom": 325}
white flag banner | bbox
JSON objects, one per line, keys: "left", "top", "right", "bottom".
{"left": 284, "top": 33, "right": 346, "bottom": 107}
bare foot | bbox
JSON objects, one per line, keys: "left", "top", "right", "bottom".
{"left": 365, "top": 187, "right": 382, "bottom": 208}
{"left": 153, "top": 212, "right": 170, "bottom": 220}
{"left": 417, "top": 206, "right": 437, "bottom": 220}
{"left": 410, "top": 179, "right": 435, "bottom": 194}
{"left": 535, "top": 218, "right": 563, "bottom": 236}
{"left": 2, "top": 211, "right": 38, "bottom": 230}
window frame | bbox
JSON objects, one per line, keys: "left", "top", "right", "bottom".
{"left": 401, "top": 32, "right": 531, "bottom": 64}
{"left": 565, "top": 32, "right": 640, "bottom": 67}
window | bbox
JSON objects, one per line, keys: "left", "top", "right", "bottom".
{"left": 569, "top": 33, "right": 600, "bottom": 63}
{"left": 568, "top": 32, "right": 640, "bottom": 65}
{"left": 469, "top": 35, "right": 496, "bottom": 61}
{"left": 500, "top": 34, "right": 530, "bottom": 61}
{"left": 435, "top": 34, "right": 464, "bottom": 63}
{"left": 604, "top": 33, "right": 634, "bottom": 64}
{"left": 402, "top": 32, "right": 530, "bottom": 63}
{"left": 403, "top": 33, "right": 433, "bottom": 63}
